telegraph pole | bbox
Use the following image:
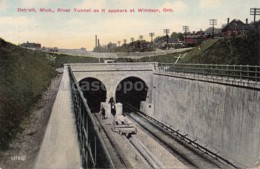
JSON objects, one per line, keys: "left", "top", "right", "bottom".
{"left": 130, "top": 37, "right": 134, "bottom": 43}
{"left": 209, "top": 19, "right": 217, "bottom": 36}
{"left": 250, "top": 8, "right": 260, "bottom": 24}
{"left": 130, "top": 37, "right": 134, "bottom": 51}
{"left": 139, "top": 35, "right": 143, "bottom": 41}
{"left": 149, "top": 32, "right": 155, "bottom": 42}
{"left": 163, "top": 29, "right": 170, "bottom": 50}
{"left": 123, "top": 39, "right": 127, "bottom": 45}
{"left": 183, "top": 26, "right": 189, "bottom": 44}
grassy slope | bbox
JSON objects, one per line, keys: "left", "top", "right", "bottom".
{"left": 179, "top": 38, "right": 219, "bottom": 63}
{"left": 50, "top": 53, "right": 99, "bottom": 68}
{"left": 0, "top": 39, "right": 55, "bottom": 150}
{"left": 179, "top": 31, "right": 259, "bottom": 65}
{"left": 0, "top": 38, "right": 98, "bottom": 151}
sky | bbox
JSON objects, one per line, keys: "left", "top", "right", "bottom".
{"left": 0, "top": 0, "right": 259, "bottom": 50}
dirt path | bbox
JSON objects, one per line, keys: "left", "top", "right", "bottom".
{"left": 0, "top": 74, "right": 62, "bottom": 169}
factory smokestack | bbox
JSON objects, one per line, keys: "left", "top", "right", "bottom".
{"left": 95, "top": 35, "right": 97, "bottom": 48}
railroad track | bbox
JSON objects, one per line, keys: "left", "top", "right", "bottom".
{"left": 93, "top": 113, "right": 164, "bottom": 169}
{"left": 127, "top": 136, "right": 166, "bottom": 169}
{"left": 123, "top": 103, "right": 240, "bottom": 169}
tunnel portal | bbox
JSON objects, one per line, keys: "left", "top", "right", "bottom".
{"left": 115, "top": 77, "right": 148, "bottom": 111}
{"left": 79, "top": 77, "right": 107, "bottom": 113}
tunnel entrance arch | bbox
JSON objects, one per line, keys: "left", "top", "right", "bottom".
{"left": 115, "top": 77, "right": 148, "bottom": 112}
{"left": 79, "top": 77, "right": 107, "bottom": 113}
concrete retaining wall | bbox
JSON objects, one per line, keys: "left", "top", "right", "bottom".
{"left": 152, "top": 74, "right": 260, "bottom": 167}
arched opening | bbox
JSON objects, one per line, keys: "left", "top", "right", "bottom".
{"left": 115, "top": 77, "right": 148, "bottom": 112}
{"left": 79, "top": 78, "right": 106, "bottom": 113}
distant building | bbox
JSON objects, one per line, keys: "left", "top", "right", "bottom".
{"left": 168, "top": 38, "right": 178, "bottom": 44}
{"left": 156, "top": 37, "right": 183, "bottom": 49}
{"left": 222, "top": 19, "right": 252, "bottom": 36}
{"left": 167, "top": 38, "right": 184, "bottom": 48}
{"left": 20, "top": 41, "right": 41, "bottom": 48}
{"left": 184, "top": 35, "right": 205, "bottom": 47}
{"left": 196, "top": 30, "right": 205, "bottom": 35}
{"left": 204, "top": 27, "right": 222, "bottom": 36}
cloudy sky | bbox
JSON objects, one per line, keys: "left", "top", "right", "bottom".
{"left": 0, "top": 0, "right": 259, "bottom": 50}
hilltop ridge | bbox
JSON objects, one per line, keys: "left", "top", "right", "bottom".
{"left": 179, "top": 30, "right": 260, "bottom": 65}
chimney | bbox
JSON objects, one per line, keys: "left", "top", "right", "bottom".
{"left": 227, "top": 18, "right": 230, "bottom": 24}
{"left": 95, "top": 35, "right": 97, "bottom": 48}
{"left": 98, "top": 39, "right": 100, "bottom": 47}
{"left": 246, "top": 18, "right": 248, "bottom": 24}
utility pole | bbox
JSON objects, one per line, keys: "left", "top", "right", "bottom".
{"left": 139, "top": 35, "right": 143, "bottom": 41}
{"left": 130, "top": 37, "right": 134, "bottom": 51}
{"left": 123, "top": 39, "right": 127, "bottom": 45}
{"left": 183, "top": 26, "right": 189, "bottom": 45}
{"left": 250, "top": 8, "right": 260, "bottom": 24}
{"left": 130, "top": 37, "right": 134, "bottom": 43}
{"left": 209, "top": 19, "right": 217, "bottom": 36}
{"left": 94, "top": 35, "right": 100, "bottom": 62}
{"left": 149, "top": 32, "right": 155, "bottom": 42}
{"left": 163, "top": 29, "right": 170, "bottom": 50}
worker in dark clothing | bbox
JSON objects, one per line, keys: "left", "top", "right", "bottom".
{"left": 108, "top": 97, "right": 114, "bottom": 104}
{"left": 101, "top": 107, "right": 105, "bottom": 119}
{"left": 108, "top": 97, "right": 116, "bottom": 116}
{"left": 111, "top": 104, "right": 116, "bottom": 116}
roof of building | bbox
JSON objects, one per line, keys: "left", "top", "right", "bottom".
{"left": 185, "top": 35, "right": 203, "bottom": 39}
{"left": 222, "top": 19, "right": 253, "bottom": 32}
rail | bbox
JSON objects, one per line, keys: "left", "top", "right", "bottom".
{"left": 155, "top": 63, "right": 260, "bottom": 84}
{"left": 124, "top": 103, "right": 240, "bottom": 169}
{"left": 68, "top": 66, "right": 115, "bottom": 169}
